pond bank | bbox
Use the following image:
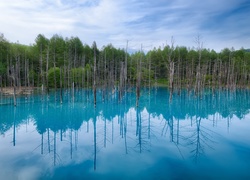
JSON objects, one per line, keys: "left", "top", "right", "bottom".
{"left": 0, "top": 87, "right": 34, "bottom": 96}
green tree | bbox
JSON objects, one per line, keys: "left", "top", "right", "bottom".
{"left": 48, "top": 67, "right": 60, "bottom": 88}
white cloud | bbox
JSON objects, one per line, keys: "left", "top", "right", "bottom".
{"left": 0, "top": 0, "right": 249, "bottom": 51}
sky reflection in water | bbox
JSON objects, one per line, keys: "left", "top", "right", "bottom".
{"left": 0, "top": 88, "right": 250, "bottom": 179}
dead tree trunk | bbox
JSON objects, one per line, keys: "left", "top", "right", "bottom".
{"left": 169, "top": 61, "right": 175, "bottom": 100}
{"left": 82, "top": 55, "right": 85, "bottom": 88}
{"left": 60, "top": 68, "right": 63, "bottom": 104}
{"left": 124, "top": 40, "right": 128, "bottom": 94}
{"left": 93, "top": 41, "right": 97, "bottom": 107}
{"left": 9, "top": 65, "right": 17, "bottom": 106}
{"left": 40, "top": 44, "right": 43, "bottom": 92}
{"left": 148, "top": 53, "right": 152, "bottom": 94}
{"left": 168, "top": 37, "right": 175, "bottom": 102}
{"left": 119, "top": 62, "right": 125, "bottom": 101}
{"left": 15, "top": 56, "right": 21, "bottom": 89}
{"left": 0, "top": 76, "right": 2, "bottom": 94}
{"left": 218, "top": 60, "right": 222, "bottom": 90}
{"left": 201, "top": 63, "right": 208, "bottom": 97}
{"left": 24, "top": 52, "right": 27, "bottom": 87}
{"left": 53, "top": 64, "right": 56, "bottom": 90}
{"left": 226, "top": 51, "right": 232, "bottom": 89}
{"left": 194, "top": 35, "right": 203, "bottom": 97}
{"left": 177, "top": 49, "right": 181, "bottom": 95}
{"left": 46, "top": 47, "right": 49, "bottom": 92}
{"left": 27, "top": 58, "right": 30, "bottom": 88}
{"left": 63, "top": 52, "right": 66, "bottom": 89}
{"left": 231, "top": 60, "right": 235, "bottom": 90}
{"left": 136, "top": 45, "right": 142, "bottom": 107}
{"left": 212, "top": 60, "right": 217, "bottom": 96}
{"left": 102, "top": 51, "right": 107, "bottom": 101}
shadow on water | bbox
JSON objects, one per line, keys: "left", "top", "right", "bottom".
{"left": 0, "top": 88, "right": 250, "bottom": 179}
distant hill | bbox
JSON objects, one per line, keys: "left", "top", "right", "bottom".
{"left": 244, "top": 49, "right": 250, "bottom": 52}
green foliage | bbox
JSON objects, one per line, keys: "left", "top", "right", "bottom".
{"left": 205, "top": 75, "right": 212, "bottom": 84}
{"left": 71, "top": 67, "right": 84, "bottom": 85}
{"left": 0, "top": 35, "right": 10, "bottom": 67}
{"left": 29, "top": 69, "right": 38, "bottom": 86}
{"left": 48, "top": 67, "right": 61, "bottom": 88}
{"left": 141, "top": 67, "right": 154, "bottom": 84}
{"left": 50, "top": 34, "right": 66, "bottom": 67}
{"left": 220, "top": 48, "right": 232, "bottom": 62}
{"left": 1, "top": 32, "right": 250, "bottom": 88}
{"left": 82, "top": 44, "right": 92, "bottom": 65}
{"left": 35, "top": 34, "right": 49, "bottom": 52}
{"left": 0, "top": 62, "right": 6, "bottom": 75}
{"left": 156, "top": 78, "right": 168, "bottom": 86}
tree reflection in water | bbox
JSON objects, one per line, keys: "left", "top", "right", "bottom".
{"left": 0, "top": 88, "right": 250, "bottom": 171}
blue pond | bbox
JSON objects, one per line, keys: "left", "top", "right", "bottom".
{"left": 0, "top": 88, "right": 250, "bottom": 179}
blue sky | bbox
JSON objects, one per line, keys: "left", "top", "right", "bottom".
{"left": 0, "top": 0, "right": 249, "bottom": 51}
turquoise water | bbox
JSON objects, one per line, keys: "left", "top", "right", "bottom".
{"left": 0, "top": 88, "right": 250, "bottom": 179}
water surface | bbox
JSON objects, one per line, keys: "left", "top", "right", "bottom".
{"left": 0, "top": 88, "right": 250, "bottom": 179}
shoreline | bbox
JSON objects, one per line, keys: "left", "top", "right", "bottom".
{"left": 0, "top": 87, "right": 35, "bottom": 95}
{"left": 1, "top": 85, "right": 249, "bottom": 96}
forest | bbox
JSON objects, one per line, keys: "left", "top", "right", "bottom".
{"left": 0, "top": 33, "right": 250, "bottom": 98}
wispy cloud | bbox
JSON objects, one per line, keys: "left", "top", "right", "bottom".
{"left": 0, "top": 0, "right": 249, "bottom": 51}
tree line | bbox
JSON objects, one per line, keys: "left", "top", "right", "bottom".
{"left": 0, "top": 33, "right": 250, "bottom": 94}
